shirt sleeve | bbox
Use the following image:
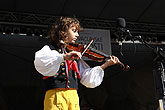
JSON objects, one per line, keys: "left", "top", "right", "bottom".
{"left": 34, "top": 45, "right": 64, "bottom": 76}
{"left": 78, "top": 59, "right": 104, "bottom": 88}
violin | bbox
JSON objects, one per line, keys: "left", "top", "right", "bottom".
{"left": 66, "top": 40, "right": 130, "bottom": 71}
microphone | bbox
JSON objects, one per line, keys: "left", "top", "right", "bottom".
{"left": 115, "top": 18, "right": 143, "bottom": 56}
{"left": 115, "top": 18, "right": 133, "bottom": 45}
{"left": 114, "top": 18, "right": 136, "bottom": 56}
{"left": 116, "top": 18, "right": 126, "bottom": 29}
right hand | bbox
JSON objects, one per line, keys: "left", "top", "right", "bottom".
{"left": 63, "top": 51, "right": 82, "bottom": 60}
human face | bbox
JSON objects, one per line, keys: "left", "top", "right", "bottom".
{"left": 64, "top": 26, "right": 79, "bottom": 44}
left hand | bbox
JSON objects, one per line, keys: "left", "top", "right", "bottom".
{"left": 100, "top": 56, "right": 119, "bottom": 70}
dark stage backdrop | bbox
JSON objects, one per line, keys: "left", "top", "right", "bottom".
{"left": 0, "top": 34, "right": 164, "bottom": 110}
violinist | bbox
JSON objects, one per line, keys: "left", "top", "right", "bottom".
{"left": 34, "top": 16, "right": 119, "bottom": 110}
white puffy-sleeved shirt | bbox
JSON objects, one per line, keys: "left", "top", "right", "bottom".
{"left": 34, "top": 45, "right": 104, "bottom": 88}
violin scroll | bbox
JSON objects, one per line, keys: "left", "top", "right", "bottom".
{"left": 117, "top": 61, "right": 130, "bottom": 71}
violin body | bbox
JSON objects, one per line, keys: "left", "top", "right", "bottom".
{"left": 67, "top": 43, "right": 106, "bottom": 62}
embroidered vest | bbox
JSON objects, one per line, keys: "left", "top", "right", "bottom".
{"left": 43, "top": 44, "right": 80, "bottom": 91}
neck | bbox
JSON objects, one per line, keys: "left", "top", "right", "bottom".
{"left": 60, "top": 40, "right": 68, "bottom": 49}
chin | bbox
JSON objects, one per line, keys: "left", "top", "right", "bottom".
{"left": 71, "top": 40, "right": 76, "bottom": 43}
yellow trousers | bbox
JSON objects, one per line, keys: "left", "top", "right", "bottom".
{"left": 44, "top": 89, "right": 80, "bottom": 110}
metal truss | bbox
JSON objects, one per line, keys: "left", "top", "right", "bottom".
{"left": 0, "top": 11, "right": 165, "bottom": 41}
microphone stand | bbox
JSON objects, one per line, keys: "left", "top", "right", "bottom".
{"left": 133, "top": 35, "right": 165, "bottom": 110}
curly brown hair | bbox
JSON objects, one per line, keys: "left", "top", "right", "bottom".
{"left": 49, "top": 16, "right": 82, "bottom": 46}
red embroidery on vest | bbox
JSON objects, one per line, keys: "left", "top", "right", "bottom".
{"left": 66, "top": 60, "right": 80, "bottom": 79}
{"left": 43, "top": 76, "right": 51, "bottom": 79}
{"left": 43, "top": 73, "right": 59, "bottom": 79}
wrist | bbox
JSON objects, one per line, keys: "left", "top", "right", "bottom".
{"left": 63, "top": 54, "right": 66, "bottom": 60}
{"left": 100, "top": 63, "right": 108, "bottom": 70}
{"left": 100, "top": 62, "right": 114, "bottom": 70}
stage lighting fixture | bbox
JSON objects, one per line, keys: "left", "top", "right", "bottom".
{"left": 42, "top": 29, "right": 48, "bottom": 37}
{"left": 152, "top": 37, "right": 157, "bottom": 43}
{"left": 145, "top": 37, "right": 151, "bottom": 42}
{"left": 0, "top": 27, "right": 3, "bottom": 34}
{"left": 34, "top": 29, "right": 41, "bottom": 36}
{"left": 13, "top": 27, "right": 20, "bottom": 34}
{"left": 26, "top": 28, "right": 33, "bottom": 36}
{"left": 5, "top": 27, "right": 12, "bottom": 34}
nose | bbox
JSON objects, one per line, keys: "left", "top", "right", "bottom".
{"left": 76, "top": 32, "right": 79, "bottom": 37}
